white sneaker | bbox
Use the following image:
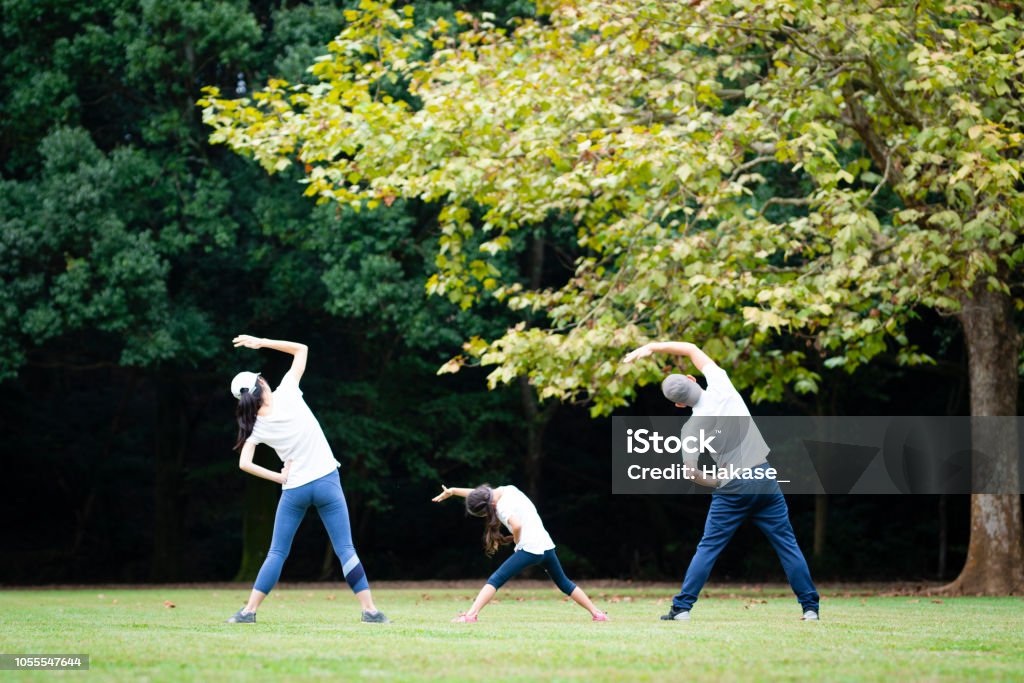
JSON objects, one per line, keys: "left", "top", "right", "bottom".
{"left": 660, "top": 607, "right": 691, "bottom": 621}
{"left": 801, "top": 610, "right": 819, "bottom": 621}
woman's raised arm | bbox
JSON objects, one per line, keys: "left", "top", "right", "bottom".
{"left": 233, "top": 335, "right": 309, "bottom": 383}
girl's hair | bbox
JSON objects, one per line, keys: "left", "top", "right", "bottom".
{"left": 466, "top": 485, "right": 512, "bottom": 556}
{"left": 233, "top": 383, "right": 263, "bottom": 451}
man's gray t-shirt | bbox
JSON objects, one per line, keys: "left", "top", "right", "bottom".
{"left": 681, "top": 362, "right": 769, "bottom": 484}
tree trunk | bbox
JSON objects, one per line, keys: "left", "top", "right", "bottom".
{"left": 813, "top": 494, "right": 828, "bottom": 562}
{"left": 150, "top": 381, "right": 187, "bottom": 581}
{"left": 941, "top": 284, "right": 1024, "bottom": 595}
{"left": 810, "top": 389, "right": 835, "bottom": 566}
{"left": 937, "top": 494, "right": 947, "bottom": 579}
{"left": 233, "top": 470, "right": 279, "bottom": 582}
{"left": 319, "top": 538, "right": 336, "bottom": 581}
{"left": 519, "top": 229, "right": 558, "bottom": 500}
{"left": 520, "top": 376, "right": 558, "bottom": 500}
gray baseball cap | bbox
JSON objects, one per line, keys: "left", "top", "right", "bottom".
{"left": 661, "top": 374, "right": 703, "bottom": 407}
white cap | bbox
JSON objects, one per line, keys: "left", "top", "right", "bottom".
{"left": 231, "top": 371, "right": 260, "bottom": 399}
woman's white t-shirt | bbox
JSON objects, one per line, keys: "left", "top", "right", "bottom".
{"left": 245, "top": 373, "right": 340, "bottom": 490}
{"left": 494, "top": 485, "right": 555, "bottom": 554}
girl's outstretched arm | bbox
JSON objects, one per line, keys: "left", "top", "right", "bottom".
{"left": 431, "top": 485, "right": 474, "bottom": 502}
{"left": 233, "top": 335, "right": 309, "bottom": 383}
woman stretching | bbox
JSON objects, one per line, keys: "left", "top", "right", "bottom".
{"left": 432, "top": 484, "right": 607, "bottom": 622}
{"left": 226, "top": 335, "right": 388, "bottom": 624}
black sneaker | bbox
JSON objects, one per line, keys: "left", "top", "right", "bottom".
{"left": 226, "top": 607, "right": 256, "bottom": 624}
{"left": 660, "top": 606, "right": 691, "bottom": 621}
{"left": 361, "top": 609, "right": 390, "bottom": 624}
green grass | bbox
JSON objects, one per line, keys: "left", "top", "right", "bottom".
{"left": 0, "top": 584, "right": 1022, "bottom": 681}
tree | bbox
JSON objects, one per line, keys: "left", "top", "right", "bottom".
{"left": 201, "top": 0, "right": 1024, "bottom": 593}
{"left": 1, "top": 0, "right": 533, "bottom": 582}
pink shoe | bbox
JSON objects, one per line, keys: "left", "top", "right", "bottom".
{"left": 451, "top": 613, "right": 478, "bottom": 623}
{"left": 592, "top": 611, "right": 609, "bottom": 622}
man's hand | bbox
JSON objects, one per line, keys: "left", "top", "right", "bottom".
{"left": 622, "top": 344, "right": 654, "bottom": 364}
{"left": 279, "top": 460, "right": 292, "bottom": 485}
{"left": 233, "top": 334, "right": 264, "bottom": 350}
{"left": 431, "top": 485, "right": 454, "bottom": 503}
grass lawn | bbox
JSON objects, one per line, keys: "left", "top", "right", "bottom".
{"left": 0, "top": 584, "right": 1021, "bottom": 682}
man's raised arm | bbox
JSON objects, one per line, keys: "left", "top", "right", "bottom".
{"left": 622, "top": 341, "right": 713, "bottom": 371}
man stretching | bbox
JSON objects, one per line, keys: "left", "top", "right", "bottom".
{"left": 623, "top": 341, "right": 820, "bottom": 621}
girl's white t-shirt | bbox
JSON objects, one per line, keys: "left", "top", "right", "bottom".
{"left": 245, "top": 373, "right": 340, "bottom": 489}
{"left": 494, "top": 485, "right": 555, "bottom": 554}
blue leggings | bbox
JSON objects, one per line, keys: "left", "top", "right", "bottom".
{"left": 253, "top": 470, "right": 369, "bottom": 595}
{"left": 486, "top": 549, "right": 577, "bottom": 595}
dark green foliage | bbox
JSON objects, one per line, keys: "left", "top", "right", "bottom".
{"left": 1, "top": 128, "right": 178, "bottom": 377}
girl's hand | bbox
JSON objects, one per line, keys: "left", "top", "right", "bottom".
{"left": 233, "top": 335, "right": 264, "bottom": 349}
{"left": 279, "top": 460, "right": 292, "bottom": 485}
{"left": 622, "top": 344, "right": 653, "bottom": 364}
{"left": 431, "top": 485, "right": 453, "bottom": 503}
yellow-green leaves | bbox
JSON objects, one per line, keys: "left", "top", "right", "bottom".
{"left": 201, "top": 0, "right": 1024, "bottom": 414}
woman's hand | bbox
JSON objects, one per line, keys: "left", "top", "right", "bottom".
{"left": 279, "top": 460, "right": 292, "bottom": 485}
{"left": 233, "top": 334, "right": 265, "bottom": 350}
{"left": 431, "top": 485, "right": 454, "bottom": 503}
{"left": 622, "top": 343, "right": 654, "bottom": 364}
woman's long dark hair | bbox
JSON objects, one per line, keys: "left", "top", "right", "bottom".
{"left": 466, "top": 485, "right": 512, "bottom": 556}
{"left": 233, "top": 383, "right": 263, "bottom": 451}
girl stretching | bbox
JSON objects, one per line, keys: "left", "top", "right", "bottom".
{"left": 432, "top": 484, "right": 607, "bottom": 622}
{"left": 225, "top": 335, "right": 388, "bottom": 624}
